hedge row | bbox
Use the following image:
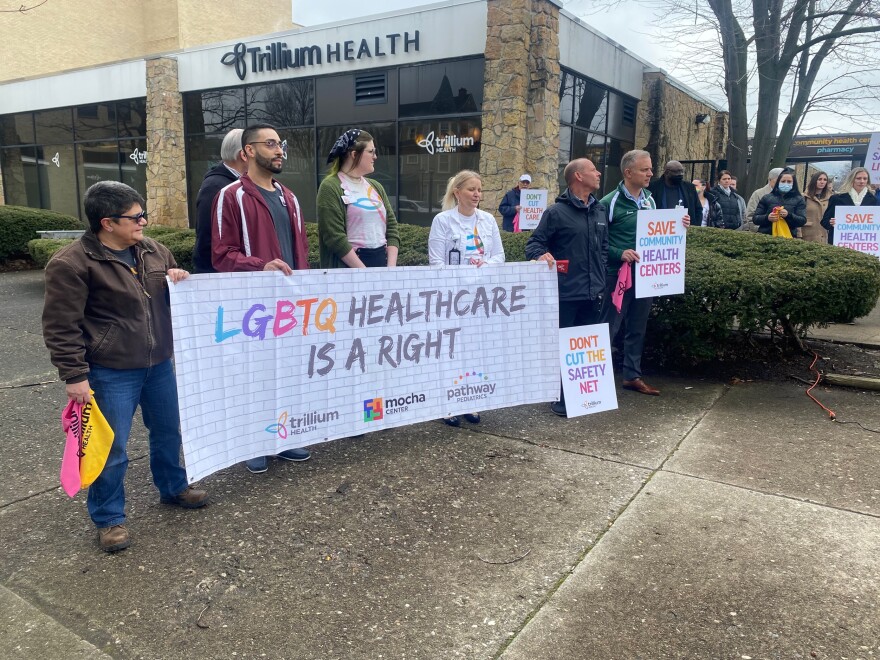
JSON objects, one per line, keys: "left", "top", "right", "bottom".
{"left": 0, "top": 206, "right": 84, "bottom": 261}
{"left": 26, "top": 222, "right": 880, "bottom": 363}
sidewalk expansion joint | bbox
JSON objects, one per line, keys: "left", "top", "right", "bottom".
{"left": 659, "top": 467, "right": 880, "bottom": 520}
{"left": 492, "top": 386, "right": 731, "bottom": 658}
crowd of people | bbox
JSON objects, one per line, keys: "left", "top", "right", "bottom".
{"left": 41, "top": 120, "right": 878, "bottom": 552}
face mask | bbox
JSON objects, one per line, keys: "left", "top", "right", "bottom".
{"left": 669, "top": 174, "right": 684, "bottom": 185}
{"left": 778, "top": 183, "right": 793, "bottom": 193}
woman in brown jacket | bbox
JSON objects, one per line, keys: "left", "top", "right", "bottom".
{"left": 802, "top": 171, "right": 832, "bottom": 243}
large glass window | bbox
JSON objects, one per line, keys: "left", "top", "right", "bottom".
{"left": 185, "top": 134, "right": 225, "bottom": 222}
{"left": 398, "top": 118, "right": 481, "bottom": 227}
{"left": 246, "top": 80, "right": 315, "bottom": 128}
{"left": 558, "top": 68, "right": 638, "bottom": 196}
{"left": 274, "top": 128, "right": 317, "bottom": 222}
{"left": 184, "top": 89, "right": 246, "bottom": 135}
{"left": 318, "top": 122, "right": 398, "bottom": 205}
{"left": 0, "top": 113, "right": 35, "bottom": 146}
{"left": 36, "top": 144, "right": 79, "bottom": 217}
{"left": 0, "top": 147, "right": 40, "bottom": 206}
{"left": 399, "top": 59, "right": 484, "bottom": 118}
{"left": 1, "top": 99, "right": 146, "bottom": 219}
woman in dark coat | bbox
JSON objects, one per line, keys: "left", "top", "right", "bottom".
{"left": 753, "top": 168, "right": 807, "bottom": 237}
{"left": 821, "top": 167, "right": 878, "bottom": 245}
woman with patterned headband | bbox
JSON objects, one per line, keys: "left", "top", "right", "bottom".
{"left": 317, "top": 129, "right": 400, "bottom": 269}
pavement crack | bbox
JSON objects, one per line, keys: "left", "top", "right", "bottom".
{"left": 659, "top": 468, "right": 880, "bottom": 519}
{"left": 492, "top": 385, "right": 730, "bottom": 658}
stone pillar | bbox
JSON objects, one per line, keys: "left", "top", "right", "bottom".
{"left": 480, "top": 0, "right": 561, "bottom": 223}
{"left": 146, "top": 57, "right": 189, "bottom": 227}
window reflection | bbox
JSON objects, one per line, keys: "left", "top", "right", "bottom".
{"left": 0, "top": 146, "right": 40, "bottom": 206}
{"left": 399, "top": 59, "right": 483, "bottom": 118}
{"left": 36, "top": 144, "right": 79, "bottom": 216}
{"left": 184, "top": 89, "right": 245, "bottom": 135}
{"left": 398, "top": 118, "right": 481, "bottom": 227}
{"left": 247, "top": 80, "right": 314, "bottom": 128}
{"left": 0, "top": 113, "right": 35, "bottom": 146}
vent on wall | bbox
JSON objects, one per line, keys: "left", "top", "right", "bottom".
{"left": 622, "top": 101, "right": 637, "bottom": 126}
{"left": 355, "top": 73, "right": 387, "bottom": 105}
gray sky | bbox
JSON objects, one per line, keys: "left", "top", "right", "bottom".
{"left": 294, "top": 0, "right": 879, "bottom": 135}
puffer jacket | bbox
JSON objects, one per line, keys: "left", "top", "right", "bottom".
{"left": 753, "top": 190, "right": 807, "bottom": 236}
{"left": 710, "top": 185, "right": 743, "bottom": 229}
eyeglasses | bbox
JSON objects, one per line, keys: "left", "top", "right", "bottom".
{"left": 249, "top": 139, "right": 286, "bottom": 151}
{"left": 110, "top": 212, "right": 148, "bottom": 224}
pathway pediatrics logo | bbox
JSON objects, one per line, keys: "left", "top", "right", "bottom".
{"left": 448, "top": 371, "right": 495, "bottom": 403}
{"left": 363, "top": 392, "right": 426, "bottom": 421}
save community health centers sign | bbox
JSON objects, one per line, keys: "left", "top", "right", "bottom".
{"left": 170, "top": 264, "right": 559, "bottom": 482}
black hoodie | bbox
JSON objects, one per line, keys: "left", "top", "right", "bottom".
{"left": 525, "top": 189, "right": 608, "bottom": 301}
{"left": 193, "top": 162, "right": 241, "bottom": 273}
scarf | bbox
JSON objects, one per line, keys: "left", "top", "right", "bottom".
{"left": 849, "top": 188, "right": 868, "bottom": 206}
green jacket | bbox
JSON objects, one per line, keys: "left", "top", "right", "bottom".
{"left": 317, "top": 175, "right": 400, "bottom": 269}
{"left": 599, "top": 182, "right": 656, "bottom": 274}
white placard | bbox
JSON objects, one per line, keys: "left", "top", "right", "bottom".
{"left": 865, "top": 132, "right": 880, "bottom": 185}
{"left": 169, "top": 264, "right": 559, "bottom": 482}
{"left": 518, "top": 189, "right": 548, "bottom": 231}
{"left": 558, "top": 324, "right": 618, "bottom": 417}
{"left": 635, "top": 208, "right": 687, "bottom": 298}
{"left": 832, "top": 205, "right": 879, "bottom": 258}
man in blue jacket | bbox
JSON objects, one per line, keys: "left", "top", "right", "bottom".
{"left": 525, "top": 159, "right": 607, "bottom": 416}
{"left": 498, "top": 173, "right": 531, "bottom": 231}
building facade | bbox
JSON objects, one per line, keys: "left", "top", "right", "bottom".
{"left": 0, "top": 0, "right": 728, "bottom": 227}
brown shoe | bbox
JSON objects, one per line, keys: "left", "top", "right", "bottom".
{"left": 98, "top": 525, "right": 130, "bottom": 553}
{"left": 622, "top": 378, "right": 660, "bottom": 396}
{"left": 160, "top": 486, "right": 208, "bottom": 509}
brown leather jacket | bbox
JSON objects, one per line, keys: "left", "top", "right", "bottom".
{"left": 43, "top": 230, "right": 177, "bottom": 383}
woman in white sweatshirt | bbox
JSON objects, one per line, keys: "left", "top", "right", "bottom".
{"left": 428, "top": 170, "right": 505, "bottom": 427}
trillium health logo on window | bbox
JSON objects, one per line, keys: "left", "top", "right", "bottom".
{"left": 416, "top": 131, "right": 475, "bottom": 155}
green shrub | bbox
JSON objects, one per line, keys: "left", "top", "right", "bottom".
{"left": 648, "top": 227, "right": 880, "bottom": 362}
{"left": 0, "top": 206, "right": 84, "bottom": 261}
{"left": 27, "top": 238, "right": 74, "bottom": 268}
{"left": 144, "top": 226, "right": 195, "bottom": 272}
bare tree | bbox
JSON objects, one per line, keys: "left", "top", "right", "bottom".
{"left": 577, "top": 0, "right": 880, "bottom": 193}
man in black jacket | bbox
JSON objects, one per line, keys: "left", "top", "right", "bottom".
{"left": 498, "top": 173, "right": 531, "bottom": 231}
{"left": 526, "top": 158, "right": 608, "bottom": 416}
{"left": 647, "top": 160, "right": 700, "bottom": 226}
{"left": 192, "top": 128, "right": 248, "bottom": 273}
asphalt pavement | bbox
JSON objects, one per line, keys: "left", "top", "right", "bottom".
{"left": 1, "top": 269, "right": 877, "bottom": 659}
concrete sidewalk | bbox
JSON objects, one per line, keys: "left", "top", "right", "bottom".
{"left": 1, "top": 270, "right": 878, "bottom": 659}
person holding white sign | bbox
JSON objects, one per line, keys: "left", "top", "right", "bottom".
{"left": 525, "top": 158, "right": 608, "bottom": 416}
{"left": 498, "top": 174, "right": 531, "bottom": 232}
{"left": 428, "top": 170, "right": 505, "bottom": 426}
{"left": 600, "top": 150, "right": 690, "bottom": 396}
{"left": 821, "top": 167, "right": 878, "bottom": 245}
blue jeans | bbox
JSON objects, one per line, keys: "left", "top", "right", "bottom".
{"left": 86, "top": 359, "right": 189, "bottom": 528}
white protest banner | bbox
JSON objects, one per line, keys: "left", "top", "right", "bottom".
{"left": 518, "top": 189, "right": 548, "bottom": 231}
{"left": 832, "top": 205, "right": 879, "bottom": 258}
{"left": 635, "top": 208, "right": 687, "bottom": 298}
{"left": 558, "top": 323, "right": 617, "bottom": 417}
{"left": 866, "top": 132, "right": 880, "bottom": 185}
{"left": 169, "top": 264, "right": 559, "bottom": 482}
